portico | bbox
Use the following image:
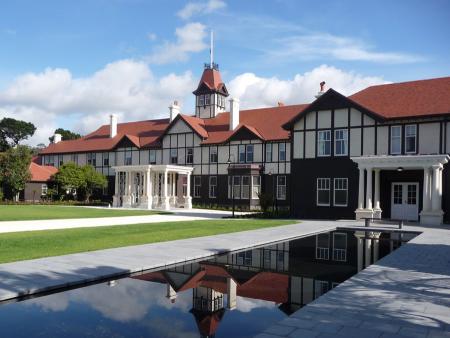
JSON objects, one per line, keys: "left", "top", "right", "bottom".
{"left": 112, "top": 164, "right": 193, "bottom": 211}
{"left": 352, "top": 155, "right": 449, "bottom": 225}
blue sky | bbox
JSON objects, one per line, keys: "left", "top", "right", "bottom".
{"left": 0, "top": 0, "right": 449, "bottom": 144}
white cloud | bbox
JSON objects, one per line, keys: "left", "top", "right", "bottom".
{"left": 177, "top": 0, "right": 226, "bottom": 20}
{"left": 228, "top": 64, "right": 389, "bottom": 109}
{"left": 0, "top": 59, "right": 195, "bottom": 145}
{"left": 269, "top": 32, "right": 424, "bottom": 64}
{"left": 147, "top": 32, "right": 157, "bottom": 41}
{"left": 147, "top": 22, "right": 208, "bottom": 64}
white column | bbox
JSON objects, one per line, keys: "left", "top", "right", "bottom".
{"left": 227, "top": 278, "right": 237, "bottom": 310}
{"left": 146, "top": 170, "right": 152, "bottom": 198}
{"left": 431, "top": 164, "right": 441, "bottom": 211}
{"left": 423, "top": 167, "right": 431, "bottom": 211}
{"left": 114, "top": 172, "right": 119, "bottom": 195}
{"left": 374, "top": 169, "right": 380, "bottom": 209}
{"left": 184, "top": 172, "right": 192, "bottom": 209}
{"left": 162, "top": 170, "right": 170, "bottom": 210}
{"left": 358, "top": 167, "right": 365, "bottom": 209}
{"left": 163, "top": 171, "right": 168, "bottom": 198}
{"left": 438, "top": 167, "right": 443, "bottom": 208}
{"left": 365, "top": 167, "right": 373, "bottom": 209}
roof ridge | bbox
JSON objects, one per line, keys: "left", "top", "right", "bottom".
{"left": 352, "top": 76, "right": 450, "bottom": 94}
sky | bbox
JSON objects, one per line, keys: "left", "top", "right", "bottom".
{"left": 0, "top": 0, "right": 449, "bottom": 145}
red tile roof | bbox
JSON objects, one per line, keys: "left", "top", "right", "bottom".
{"left": 29, "top": 162, "right": 58, "bottom": 182}
{"left": 193, "top": 68, "right": 228, "bottom": 95}
{"left": 349, "top": 76, "right": 450, "bottom": 119}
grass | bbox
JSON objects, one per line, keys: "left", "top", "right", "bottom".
{"left": 0, "top": 219, "right": 294, "bottom": 263}
{"left": 0, "top": 205, "right": 168, "bottom": 221}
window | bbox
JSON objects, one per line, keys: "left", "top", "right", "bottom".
{"left": 125, "top": 150, "right": 132, "bottom": 165}
{"left": 199, "top": 95, "right": 205, "bottom": 106}
{"left": 103, "top": 154, "right": 109, "bottom": 166}
{"left": 265, "top": 143, "right": 272, "bottom": 162}
{"left": 318, "top": 130, "right": 331, "bottom": 156}
{"left": 407, "top": 184, "right": 417, "bottom": 205}
{"left": 334, "top": 178, "right": 348, "bottom": 207}
{"left": 334, "top": 129, "right": 348, "bottom": 156}
{"left": 241, "top": 176, "right": 250, "bottom": 199}
{"left": 204, "top": 94, "right": 210, "bottom": 105}
{"left": 333, "top": 233, "right": 347, "bottom": 261}
{"left": 246, "top": 144, "right": 254, "bottom": 162}
{"left": 237, "top": 250, "right": 252, "bottom": 266}
{"left": 87, "top": 153, "right": 96, "bottom": 166}
{"left": 390, "top": 126, "right": 402, "bottom": 154}
{"left": 182, "top": 176, "right": 187, "bottom": 196}
{"left": 59, "top": 160, "right": 63, "bottom": 166}
{"left": 279, "top": 143, "right": 286, "bottom": 161}
{"left": 316, "top": 233, "right": 330, "bottom": 260}
{"left": 194, "top": 176, "right": 201, "bottom": 198}
{"left": 238, "top": 145, "right": 246, "bottom": 163}
{"left": 209, "top": 176, "right": 217, "bottom": 198}
{"left": 41, "top": 184, "right": 48, "bottom": 196}
{"left": 185, "top": 148, "right": 193, "bottom": 164}
{"left": 277, "top": 176, "right": 286, "bottom": 200}
{"left": 405, "top": 125, "right": 417, "bottom": 154}
{"left": 315, "top": 280, "right": 329, "bottom": 299}
{"left": 149, "top": 149, "right": 156, "bottom": 164}
{"left": 70, "top": 154, "right": 78, "bottom": 164}
{"left": 233, "top": 176, "right": 241, "bottom": 199}
{"left": 317, "top": 178, "right": 330, "bottom": 206}
{"left": 252, "top": 176, "right": 261, "bottom": 199}
{"left": 170, "top": 148, "right": 178, "bottom": 164}
{"left": 210, "top": 147, "right": 218, "bottom": 163}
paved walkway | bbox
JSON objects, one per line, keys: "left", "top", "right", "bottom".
{"left": 0, "top": 208, "right": 245, "bottom": 234}
{"left": 256, "top": 223, "right": 450, "bottom": 338}
{"left": 0, "top": 220, "right": 339, "bottom": 302}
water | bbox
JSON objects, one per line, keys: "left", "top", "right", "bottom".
{"left": 0, "top": 230, "right": 417, "bottom": 338}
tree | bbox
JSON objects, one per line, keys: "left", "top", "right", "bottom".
{"left": 258, "top": 192, "right": 274, "bottom": 214}
{"left": 0, "top": 118, "right": 36, "bottom": 151}
{"left": 54, "top": 162, "right": 85, "bottom": 198}
{"left": 49, "top": 128, "right": 81, "bottom": 142}
{"left": 81, "top": 165, "right": 107, "bottom": 202}
{"left": 0, "top": 145, "right": 32, "bottom": 200}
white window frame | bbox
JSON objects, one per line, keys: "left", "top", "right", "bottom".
{"left": 278, "top": 143, "right": 286, "bottom": 162}
{"left": 238, "top": 145, "right": 246, "bottom": 163}
{"left": 209, "top": 176, "right": 217, "bottom": 198}
{"left": 334, "top": 129, "right": 348, "bottom": 156}
{"left": 149, "top": 149, "right": 156, "bottom": 164}
{"left": 332, "top": 232, "right": 347, "bottom": 262}
{"left": 390, "top": 125, "right": 402, "bottom": 155}
{"left": 405, "top": 124, "right": 417, "bottom": 154}
{"left": 210, "top": 146, "right": 218, "bottom": 163}
{"left": 333, "top": 178, "right": 348, "bottom": 207}
{"left": 246, "top": 144, "right": 254, "bottom": 163}
{"left": 241, "top": 176, "right": 250, "bottom": 199}
{"left": 170, "top": 148, "right": 178, "bottom": 164}
{"left": 233, "top": 176, "right": 241, "bottom": 200}
{"left": 315, "top": 233, "right": 330, "bottom": 260}
{"left": 265, "top": 143, "right": 272, "bottom": 162}
{"left": 276, "top": 176, "right": 286, "bottom": 200}
{"left": 194, "top": 176, "right": 201, "bottom": 198}
{"left": 252, "top": 176, "right": 261, "bottom": 199}
{"left": 316, "top": 178, "right": 330, "bottom": 206}
{"left": 41, "top": 184, "right": 48, "bottom": 196}
{"left": 199, "top": 95, "right": 205, "bottom": 106}
{"left": 318, "top": 130, "right": 331, "bottom": 157}
{"left": 204, "top": 94, "right": 210, "bottom": 105}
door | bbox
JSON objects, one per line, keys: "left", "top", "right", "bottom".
{"left": 391, "top": 182, "right": 419, "bottom": 221}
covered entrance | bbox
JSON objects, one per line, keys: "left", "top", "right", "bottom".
{"left": 112, "top": 164, "right": 193, "bottom": 211}
{"left": 352, "top": 154, "right": 449, "bottom": 225}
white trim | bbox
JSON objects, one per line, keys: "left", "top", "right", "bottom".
{"left": 332, "top": 232, "right": 347, "bottom": 262}
{"left": 334, "top": 129, "right": 348, "bottom": 156}
{"left": 333, "top": 178, "right": 348, "bottom": 207}
{"left": 315, "top": 233, "right": 330, "bottom": 260}
{"left": 209, "top": 176, "right": 217, "bottom": 198}
{"left": 351, "top": 154, "right": 449, "bottom": 169}
{"left": 405, "top": 124, "right": 417, "bottom": 154}
{"left": 390, "top": 125, "right": 402, "bottom": 155}
{"left": 317, "top": 130, "right": 331, "bottom": 157}
{"left": 316, "top": 178, "right": 330, "bottom": 206}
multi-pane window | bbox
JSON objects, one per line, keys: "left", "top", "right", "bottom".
{"left": 210, "top": 147, "right": 218, "bottom": 163}
{"left": 41, "top": 184, "right": 48, "bottom": 196}
{"left": 182, "top": 176, "right": 187, "bottom": 196}
{"left": 407, "top": 184, "right": 417, "bottom": 205}
{"left": 277, "top": 176, "right": 286, "bottom": 200}
{"left": 334, "top": 178, "right": 348, "bottom": 207}
{"left": 103, "top": 153, "right": 109, "bottom": 166}
{"left": 334, "top": 129, "right": 348, "bottom": 156}
{"left": 149, "top": 149, "right": 156, "bottom": 164}
{"left": 333, "top": 233, "right": 347, "bottom": 261}
{"left": 318, "top": 130, "right": 331, "bottom": 156}
{"left": 393, "top": 184, "right": 402, "bottom": 204}
{"left": 170, "top": 148, "right": 178, "bottom": 164}
{"left": 204, "top": 94, "right": 210, "bottom": 105}
{"left": 252, "top": 176, "right": 261, "bottom": 199}
{"left": 199, "top": 95, "right": 205, "bottom": 106}
{"left": 238, "top": 145, "right": 246, "bottom": 163}
{"left": 265, "top": 143, "right": 272, "bottom": 162}
{"left": 316, "top": 233, "right": 330, "bottom": 260}
{"left": 233, "top": 176, "right": 241, "bottom": 199}
{"left": 315, "top": 280, "right": 330, "bottom": 299}
{"left": 87, "top": 153, "right": 96, "bottom": 166}
{"left": 186, "top": 148, "right": 194, "bottom": 164}
{"left": 405, "top": 125, "right": 417, "bottom": 154}
{"left": 194, "top": 176, "right": 201, "bottom": 197}
{"left": 209, "top": 176, "right": 217, "bottom": 198}
{"left": 317, "top": 178, "right": 330, "bottom": 206}
{"left": 237, "top": 251, "right": 252, "bottom": 266}
{"left": 241, "top": 176, "right": 250, "bottom": 199}
{"left": 391, "top": 126, "right": 402, "bottom": 154}
{"left": 124, "top": 150, "right": 132, "bottom": 165}
{"left": 246, "top": 145, "right": 254, "bottom": 162}
{"left": 279, "top": 143, "right": 286, "bottom": 161}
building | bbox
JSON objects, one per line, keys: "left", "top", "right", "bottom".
{"left": 23, "top": 159, "right": 58, "bottom": 202}
{"left": 38, "top": 60, "right": 450, "bottom": 224}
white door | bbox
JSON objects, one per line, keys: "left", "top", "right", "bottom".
{"left": 391, "top": 182, "right": 419, "bottom": 221}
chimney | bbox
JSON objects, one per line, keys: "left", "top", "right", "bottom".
{"left": 315, "top": 81, "right": 326, "bottom": 98}
{"left": 53, "top": 133, "right": 62, "bottom": 143}
{"left": 229, "top": 97, "right": 240, "bottom": 130}
{"left": 169, "top": 101, "right": 180, "bottom": 122}
{"left": 110, "top": 114, "right": 117, "bottom": 138}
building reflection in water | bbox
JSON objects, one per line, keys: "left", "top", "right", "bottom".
{"left": 132, "top": 230, "right": 416, "bottom": 338}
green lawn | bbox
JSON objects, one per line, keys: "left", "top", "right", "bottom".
{"left": 0, "top": 219, "right": 294, "bottom": 263}
{"left": 0, "top": 205, "right": 167, "bottom": 221}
